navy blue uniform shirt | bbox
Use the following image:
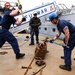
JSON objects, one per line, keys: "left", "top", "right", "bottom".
{"left": 57, "top": 19, "right": 75, "bottom": 35}
{"left": 0, "top": 16, "right": 2, "bottom": 21}
{"left": 0, "top": 10, "right": 16, "bottom": 30}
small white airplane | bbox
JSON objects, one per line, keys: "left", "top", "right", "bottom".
{"left": 0, "top": 1, "right": 75, "bottom": 39}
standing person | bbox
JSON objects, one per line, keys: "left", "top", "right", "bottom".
{"left": 0, "top": 6, "right": 26, "bottom": 59}
{"left": 49, "top": 12, "right": 75, "bottom": 71}
{"left": 29, "top": 12, "right": 41, "bottom": 45}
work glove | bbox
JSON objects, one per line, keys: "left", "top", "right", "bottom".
{"left": 61, "top": 43, "right": 70, "bottom": 48}
{"left": 22, "top": 17, "right": 26, "bottom": 22}
{"left": 62, "top": 45, "right": 69, "bottom": 48}
{"left": 18, "top": 4, "right": 22, "bottom": 10}
{"left": 50, "top": 39, "right": 54, "bottom": 43}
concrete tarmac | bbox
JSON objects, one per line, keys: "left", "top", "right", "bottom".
{"left": 0, "top": 33, "right": 75, "bottom": 75}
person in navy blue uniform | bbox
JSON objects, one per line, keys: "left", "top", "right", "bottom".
{"left": 29, "top": 12, "right": 41, "bottom": 45}
{"left": 0, "top": 7, "right": 26, "bottom": 59}
{"left": 0, "top": 16, "right": 2, "bottom": 22}
{"left": 49, "top": 12, "right": 75, "bottom": 71}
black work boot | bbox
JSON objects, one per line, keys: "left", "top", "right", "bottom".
{"left": 59, "top": 65, "right": 71, "bottom": 71}
{"left": 29, "top": 43, "right": 34, "bottom": 45}
{"left": 61, "top": 56, "right": 64, "bottom": 59}
{"left": 36, "top": 42, "right": 39, "bottom": 44}
{"left": 16, "top": 53, "right": 25, "bottom": 59}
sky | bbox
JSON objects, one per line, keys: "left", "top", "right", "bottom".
{"left": 0, "top": 0, "right": 75, "bottom": 10}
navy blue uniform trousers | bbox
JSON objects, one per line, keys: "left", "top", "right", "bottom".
{"left": 64, "top": 33, "right": 75, "bottom": 66}
{"left": 0, "top": 29, "right": 20, "bottom": 54}
{"left": 30, "top": 29, "right": 39, "bottom": 43}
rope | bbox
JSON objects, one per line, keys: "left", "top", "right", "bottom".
{"left": 23, "top": 48, "right": 39, "bottom": 75}
{"left": 23, "top": 37, "right": 47, "bottom": 75}
{"left": 0, "top": 51, "right": 8, "bottom": 55}
{"left": 32, "top": 64, "right": 46, "bottom": 75}
{"left": 40, "top": 69, "right": 42, "bottom": 75}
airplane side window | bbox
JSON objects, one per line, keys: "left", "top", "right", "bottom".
{"left": 68, "top": 20, "right": 71, "bottom": 22}
{"left": 44, "top": 28, "right": 47, "bottom": 31}
{"left": 52, "top": 28, "right": 56, "bottom": 32}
